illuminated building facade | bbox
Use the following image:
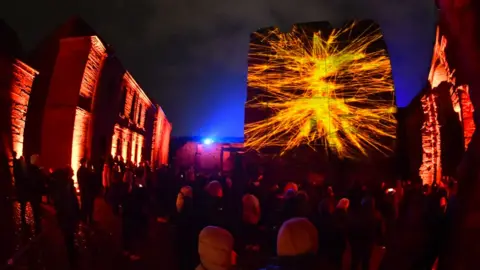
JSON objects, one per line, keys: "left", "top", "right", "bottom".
{"left": 20, "top": 17, "right": 171, "bottom": 187}
{"left": 0, "top": 21, "right": 38, "bottom": 161}
{"left": 109, "top": 73, "right": 171, "bottom": 167}
{"left": 151, "top": 105, "right": 172, "bottom": 168}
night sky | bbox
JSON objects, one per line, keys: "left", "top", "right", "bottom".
{"left": 1, "top": 0, "right": 437, "bottom": 138}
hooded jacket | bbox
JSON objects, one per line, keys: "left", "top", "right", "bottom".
{"left": 261, "top": 218, "right": 332, "bottom": 270}
{"left": 196, "top": 226, "right": 235, "bottom": 270}
{"left": 176, "top": 185, "right": 193, "bottom": 213}
{"left": 242, "top": 194, "right": 261, "bottom": 225}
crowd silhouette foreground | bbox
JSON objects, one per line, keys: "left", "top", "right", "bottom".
{"left": 11, "top": 154, "right": 455, "bottom": 270}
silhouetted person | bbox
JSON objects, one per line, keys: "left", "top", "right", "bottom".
{"left": 121, "top": 180, "right": 147, "bottom": 261}
{"left": 13, "top": 154, "right": 29, "bottom": 225}
{"left": 26, "top": 154, "right": 45, "bottom": 234}
{"left": 52, "top": 166, "right": 80, "bottom": 267}
{"left": 175, "top": 186, "right": 198, "bottom": 270}
{"left": 78, "top": 158, "right": 95, "bottom": 224}
{"left": 349, "top": 197, "right": 379, "bottom": 270}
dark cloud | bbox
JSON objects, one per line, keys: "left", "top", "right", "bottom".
{"left": 1, "top": 0, "right": 437, "bottom": 137}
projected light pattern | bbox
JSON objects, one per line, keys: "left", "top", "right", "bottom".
{"left": 245, "top": 22, "right": 396, "bottom": 158}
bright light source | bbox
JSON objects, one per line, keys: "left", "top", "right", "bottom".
{"left": 203, "top": 138, "right": 214, "bottom": 145}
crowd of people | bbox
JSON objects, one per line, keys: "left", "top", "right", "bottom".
{"left": 11, "top": 152, "right": 456, "bottom": 270}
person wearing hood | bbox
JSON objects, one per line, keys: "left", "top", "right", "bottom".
{"left": 348, "top": 197, "right": 379, "bottom": 270}
{"left": 51, "top": 166, "right": 80, "bottom": 267}
{"left": 202, "top": 181, "right": 229, "bottom": 229}
{"left": 280, "top": 188, "right": 298, "bottom": 223}
{"left": 121, "top": 180, "right": 148, "bottom": 261}
{"left": 175, "top": 185, "right": 198, "bottom": 270}
{"left": 262, "top": 217, "right": 331, "bottom": 270}
{"left": 295, "top": 191, "right": 312, "bottom": 218}
{"left": 196, "top": 226, "right": 236, "bottom": 270}
{"left": 328, "top": 198, "right": 350, "bottom": 270}
{"left": 316, "top": 197, "right": 337, "bottom": 266}
{"left": 236, "top": 194, "right": 265, "bottom": 269}
{"left": 27, "top": 154, "right": 46, "bottom": 234}
{"left": 78, "top": 158, "right": 95, "bottom": 224}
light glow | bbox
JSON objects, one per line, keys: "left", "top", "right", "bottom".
{"left": 203, "top": 138, "right": 214, "bottom": 145}
{"left": 245, "top": 21, "right": 396, "bottom": 158}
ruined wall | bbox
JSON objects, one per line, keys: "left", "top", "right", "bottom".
{"left": 110, "top": 72, "right": 154, "bottom": 165}
{"left": 40, "top": 36, "right": 106, "bottom": 187}
{"left": 10, "top": 60, "right": 38, "bottom": 157}
{"left": 417, "top": 26, "right": 474, "bottom": 185}
{"left": 400, "top": 23, "right": 476, "bottom": 185}
{"left": 160, "top": 119, "right": 172, "bottom": 165}
{"left": 151, "top": 105, "right": 165, "bottom": 167}
{"left": 24, "top": 33, "right": 62, "bottom": 158}
{"left": 90, "top": 56, "right": 124, "bottom": 162}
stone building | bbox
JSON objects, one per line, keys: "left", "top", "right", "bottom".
{"left": 6, "top": 17, "right": 172, "bottom": 185}
{"left": 0, "top": 20, "right": 38, "bottom": 161}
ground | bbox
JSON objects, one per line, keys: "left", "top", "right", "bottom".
{"left": 4, "top": 198, "right": 176, "bottom": 270}
{"left": 3, "top": 198, "right": 384, "bottom": 270}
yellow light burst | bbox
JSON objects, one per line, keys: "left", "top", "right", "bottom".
{"left": 245, "top": 21, "right": 396, "bottom": 158}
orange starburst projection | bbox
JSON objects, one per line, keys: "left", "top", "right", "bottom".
{"left": 245, "top": 22, "right": 396, "bottom": 158}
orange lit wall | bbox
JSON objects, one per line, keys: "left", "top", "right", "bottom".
{"left": 111, "top": 125, "right": 121, "bottom": 158}
{"left": 419, "top": 93, "right": 441, "bottom": 185}
{"left": 419, "top": 26, "right": 476, "bottom": 185}
{"left": 10, "top": 60, "right": 38, "bottom": 157}
{"left": 110, "top": 123, "right": 145, "bottom": 165}
{"left": 160, "top": 119, "right": 172, "bottom": 165}
{"left": 71, "top": 36, "right": 106, "bottom": 186}
{"left": 121, "top": 128, "right": 130, "bottom": 162}
{"left": 71, "top": 108, "right": 91, "bottom": 175}
{"left": 122, "top": 72, "right": 151, "bottom": 129}
{"left": 40, "top": 35, "right": 106, "bottom": 191}
{"left": 136, "top": 133, "right": 144, "bottom": 164}
{"left": 110, "top": 72, "right": 153, "bottom": 165}
{"left": 151, "top": 105, "right": 164, "bottom": 167}
{"left": 458, "top": 85, "right": 475, "bottom": 148}
{"left": 150, "top": 105, "right": 171, "bottom": 167}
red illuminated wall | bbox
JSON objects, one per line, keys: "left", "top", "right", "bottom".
{"left": 10, "top": 60, "right": 38, "bottom": 157}
{"left": 160, "top": 119, "right": 172, "bottom": 165}
{"left": 71, "top": 108, "right": 91, "bottom": 172}
{"left": 109, "top": 72, "right": 156, "bottom": 165}
{"left": 40, "top": 36, "right": 106, "bottom": 188}
{"left": 150, "top": 105, "right": 171, "bottom": 168}
{"left": 111, "top": 123, "right": 146, "bottom": 165}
